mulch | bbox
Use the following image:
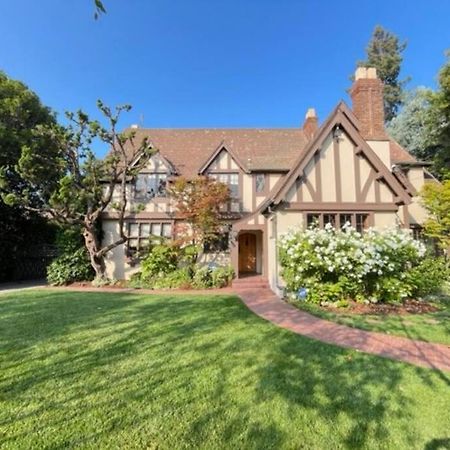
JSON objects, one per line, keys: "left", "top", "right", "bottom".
{"left": 320, "top": 299, "right": 439, "bottom": 315}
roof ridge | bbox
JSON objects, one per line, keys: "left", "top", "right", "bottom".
{"left": 125, "top": 127, "right": 305, "bottom": 131}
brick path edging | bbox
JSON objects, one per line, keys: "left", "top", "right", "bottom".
{"left": 235, "top": 287, "right": 450, "bottom": 372}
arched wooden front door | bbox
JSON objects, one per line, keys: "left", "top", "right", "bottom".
{"left": 238, "top": 233, "right": 257, "bottom": 274}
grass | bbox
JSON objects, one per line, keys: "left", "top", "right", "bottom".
{"left": 291, "top": 291, "right": 450, "bottom": 346}
{"left": 0, "top": 289, "right": 449, "bottom": 449}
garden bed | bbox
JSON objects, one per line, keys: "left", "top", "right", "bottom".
{"left": 316, "top": 298, "right": 439, "bottom": 315}
{"left": 290, "top": 293, "right": 450, "bottom": 345}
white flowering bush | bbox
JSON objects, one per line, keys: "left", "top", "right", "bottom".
{"left": 279, "top": 224, "right": 427, "bottom": 304}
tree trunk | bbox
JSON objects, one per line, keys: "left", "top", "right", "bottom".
{"left": 83, "top": 226, "right": 107, "bottom": 280}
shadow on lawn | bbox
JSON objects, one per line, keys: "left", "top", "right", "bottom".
{"left": 1, "top": 290, "right": 449, "bottom": 448}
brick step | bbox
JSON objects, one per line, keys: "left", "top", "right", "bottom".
{"left": 233, "top": 284, "right": 270, "bottom": 290}
{"left": 232, "top": 277, "right": 270, "bottom": 289}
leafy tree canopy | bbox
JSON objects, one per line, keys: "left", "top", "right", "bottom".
{"left": 169, "top": 176, "right": 231, "bottom": 260}
{"left": 421, "top": 180, "right": 450, "bottom": 252}
{"left": 428, "top": 53, "right": 450, "bottom": 179}
{"left": 387, "top": 87, "right": 434, "bottom": 161}
{"left": 359, "top": 25, "right": 408, "bottom": 122}
{"left": 0, "top": 71, "right": 58, "bottom": 281}
{"left": 94, "top": 0, "right": 106, "bottom": 19}
{"left": 1, "top": 101, "right": 154, "bottom": 280}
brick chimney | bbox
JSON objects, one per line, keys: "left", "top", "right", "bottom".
{"left": 302, "top": 108, "right": 318, "bottom": 140}
{"left": 349, "top": 67, "right": 387, "bottom": 140}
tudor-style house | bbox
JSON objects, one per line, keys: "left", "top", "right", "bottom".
{"left": 102, "top": 67, "right": 434, "bottom": 293}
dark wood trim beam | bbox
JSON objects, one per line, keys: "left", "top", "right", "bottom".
{"left": 361, "top": 170, "right": 375, "bottom": 202}
{"left": 354, "top": 149, "right": 362, "bottom": 202}
{"left": 102, "top": 212, "right": 174, "bottom": 220}
{"left": 314, "top": 152, "right": 323, "bottom": 202}
{"left": 286, "top": 202, "right": 399, "bottom": 212}
{"left": 333, "top": 139, "right": 341, "bottom": 202}
{"left": 375, "top": 179, "right": 381, "bottom": 203}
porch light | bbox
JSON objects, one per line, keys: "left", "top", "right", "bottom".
{"left": 333, "top": 125, "right": 343, "bottom": 141}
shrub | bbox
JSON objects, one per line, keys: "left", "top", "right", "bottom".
{"left": 47, "top": 228, "right": 94, "bottom": 285}
{"left": 141, "top": 243, "right": 179, "bottom": 280}
{"left": 279, "top": 224, "right": 427, "bottom": 304}
{"left": 192, "top": 266, "right": 213, "bottom": 289}
{"left": 152, "top": 268, "right": 192, "bottom": 289}
{"left": 47, "top": 248, "right": 94, "bottom": 285}
{"left": 191, "top": 265, "right": 234, "bottom": 289}
{"left": 128, "top": 271, "right": 144, "bottom": 289}
{"left": 211, "top": 265, "right": 234, "bottom": 288}
{"left": 407, "top": 256, "right": 450, "bottom": 297}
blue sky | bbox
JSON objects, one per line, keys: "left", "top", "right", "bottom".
{"left": 1, "top": 0, "right": 449, "bottom": 154}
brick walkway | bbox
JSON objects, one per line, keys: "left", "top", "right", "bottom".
{"left": 236, "top": 287, "right": 450, "bottom": 372}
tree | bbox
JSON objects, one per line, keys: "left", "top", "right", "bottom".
{"left": 0, "top": 71, "right": 58, "bottom": 281}
{"left": 387, "top": 87, "right": 435, "bottom": 161}
{"left": 427, "top": 53, "right": 450, "bottom": 179}
{"left": 94, "top": 0, "right": 106, "bottom": 19}
{"left": 168, "top": 176, "right": 231, "bottom": 261}
{"left": 1, "top": 101, "right": 154, "bottom": 280}
{"left": 421, "top": 180, "right": 450, "bottom": 252}
{"left": 359, "top": 25, "right": 408, "bottom": 122}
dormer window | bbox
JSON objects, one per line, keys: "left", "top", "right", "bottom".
{"left": 135, "top": 173, "right": 167, "bottom": 199}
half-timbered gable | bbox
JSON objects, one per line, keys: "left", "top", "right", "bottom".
{"left": 265, "top": 102, "right": 412, "bottom": 234}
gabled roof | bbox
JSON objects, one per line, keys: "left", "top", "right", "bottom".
{"left": 121, "top": 128, "right": 308, "bottom": 177}
{"left": 198, "top": 141, "right": 249, "bottom": 174}
{"left": 390, "top": 139, "right": 417, "bottom": 164}
{"left": 119, "top": 107, "right": 419, "bottom": 179}
{"left": 267, "top": 101, "right": 411, "bottom": 208}
{"left": 130, "top": 150, "right": 178, "bottom": 174}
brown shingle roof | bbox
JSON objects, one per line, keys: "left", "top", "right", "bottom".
{"left": 389, "top": 139, "right": 416, "bottom": 163}
{"left": 123, "top": 126, "right": 417, "bottom": 177}
{"left": 125, "top": 128, "right": 308, "bottom": 177}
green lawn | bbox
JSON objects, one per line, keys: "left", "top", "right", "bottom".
{"left": 290, "top": 293, "right": 450, "bottom": 346}
{"left": 1, "top": 290, "right": 449, "bottom": 449}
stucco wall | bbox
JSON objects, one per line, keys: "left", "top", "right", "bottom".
{"left": 277, "top": 211, "right": 304, "bottom": 234}
{"left": 103, "top": 220, "right": 139, "bottom": 280}
{"left": 242, "top": 173, "right": 253, "bottom": 212}
{"left": 367, "top": 140, "right": 391, "bottom": 168}
{"left": 373, "top": 211, "right": 398, "bottom": 228}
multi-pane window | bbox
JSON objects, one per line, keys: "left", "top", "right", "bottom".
{"left": 135, "top": 173, "right": 167, "bottom": 199}
{"left": 307, "top": 213, "right": 320, "bottom": 228}
{"left": 323, "top": 214, "right": 336, "bottom": 227}
{"left": 209, "top": 173, "right": 240, "bottom": 212}
{"left": 306, "top": 213, "right": 370, "bottom": 232}
{"left": 255, "top": 174, "right": 266, "bottom": 193}
{"left": 410, "top": 225, "right": 423, "bottom": 241}
{"left": 127, "top": 222, "right": 172, "bottom": 257}
{"left": 355, "top": 214, "right": 369, "bottom": 233}
{"left": 339, "top": 214, "right": 353, "bottom": 229}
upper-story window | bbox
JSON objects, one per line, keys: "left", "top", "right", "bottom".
{"left": 209, "top": 173, "right": 240, "bottom": 212}
{"left": 135, "top": 173, "right": 167, "bottom": 199}
{"left": 255, "top": 174, "right": 266, "bottom": 193}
